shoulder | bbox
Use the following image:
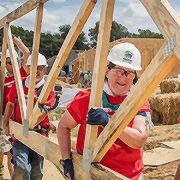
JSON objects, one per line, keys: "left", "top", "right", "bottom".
{"left": 138, "top": 101, "right": 152, "bottom": 113}
{"left": 67, "top": 89, "right": 91, "bottom": 123}
{"left": 68, "top": 89, "right": 91, "bottom": 108}
{"left": 73, "top": 89, "right": 91, "bottom": 101}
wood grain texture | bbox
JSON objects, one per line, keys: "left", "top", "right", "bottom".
{"left": 9, "top": 121, "right": 128, "bottom": 180}
{"left": 26, "top": 3, "right": 44, "bottom": 121}
{"left": 29, "top": 0, "right": 97, "bottom": 129}
{"left": 5, "top": 24, "right": 27, "bottom": 123}
{"left": 92, "top": 47, "right": 178, "bottom": 162}
{"left": 83, "top": 0, "right": 115, "bottom": 170}
{"left": 0, "top": 0, "right": 48, "bottom": 29}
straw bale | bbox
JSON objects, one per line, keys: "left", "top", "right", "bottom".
{"left": 149, "top": 93, "right": 180, "bottom": 124}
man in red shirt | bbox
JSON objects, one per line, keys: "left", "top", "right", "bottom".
{"left": 3, "top": 37, "right": 30, "bottom": 114}
{"left": 0, "top": 37, "right": 30, "bottom": 178}
{"left": 57, "top": 42, "right": 153, "bottom": 180}
{"left": 3, "top": 53, "right": 55, "bottom": 180}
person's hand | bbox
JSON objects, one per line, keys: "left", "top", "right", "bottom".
{"left": 60, "top": 159, "right": 74, "bottom": 180}
{"left": 87, "top": 108, "right": 109, "bottom": 127}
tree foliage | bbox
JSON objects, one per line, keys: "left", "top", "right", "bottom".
{"left": 88, "top": 21, "right": 132, "bottom": 47}
{"left": 59, "top": 24, "right": 89, "bottom": 50}
{"left": 132, "top": 29, "right": 163, "bottom": 39}
{"left": 0, "top": 22, "right": 163, "bottom": 58}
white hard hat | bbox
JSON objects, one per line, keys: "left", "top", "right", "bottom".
{"left": 6, "top": 49, "right": 18, "bottom": 59}
{"left": 26, "top": 53, "right": 48, "bottom": 67}
{"left": 107, "top": 42, "right": 142, "bottom": 71}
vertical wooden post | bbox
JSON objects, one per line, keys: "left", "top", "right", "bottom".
{"left": 29, "top": 0, "right": 97, "bottom": 129}
{"left": 25, "top": 2, "right": 44, "bottom": 135}
{"left": 0, "top": 28, "right": 7, "bottom": 128}
{"left": 83, "top": 0, "right": 115, "bottom": 171}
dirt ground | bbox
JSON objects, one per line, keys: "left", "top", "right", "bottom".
{"left": 1, "top": 123, "right": 180, "bottom": 180}
{"left": 144, "top": 123, "right": 180, "bottom": 180}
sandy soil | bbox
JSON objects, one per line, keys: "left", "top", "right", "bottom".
{"left": 1, "top": 123, "right": 180, "bottom": 180}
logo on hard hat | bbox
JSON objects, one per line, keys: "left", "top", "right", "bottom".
{"left": 123, "top": 50, "right": 133, "bottom": 64}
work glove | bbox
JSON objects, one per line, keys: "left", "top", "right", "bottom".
{"left": 87, "top": 108, "right": 109, "bottom": 127}
{"left": 60, "top": 159, "right": 74, "bottom": 180}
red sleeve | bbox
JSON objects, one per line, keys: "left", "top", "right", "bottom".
{"left": 20, "top": 66, "right": 28, "bottom": 78}
{"left": 67, "top": 89, "right": 90, "bottom": 124}
{"left": 7, "top": 83, "right": 17, "bottom": 104}
{"left": 137, "top": 101, "right": 152, "bottom": 114}
{"left": 44, "top": 91, "right": 56, "bottom": 107}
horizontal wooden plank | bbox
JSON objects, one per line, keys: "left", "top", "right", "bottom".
{"left": 0, "top": 0, "right": 48, "bottom": 29}
{"left": 144, "top": 147, "right": 180, "bottom": 166}
{"left": 9, "top": 121, "right": 128, "bottom": 180}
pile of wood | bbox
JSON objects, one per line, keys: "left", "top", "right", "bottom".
{"left": 149, "top": 78, "right": 180, "bottom": 124}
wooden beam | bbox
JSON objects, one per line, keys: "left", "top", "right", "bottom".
{"left": 29, "top": 0, "right": 97, "bottom": 129}
{"left": 83, "top": 0, "right": 115, "bottom": 170}
{"left": 26, "top": 3, "right": 44, "bottom": 122}
{"left": 0, "top": 0, "right": 48, "bottom": 30}
{"left": 140, "top": 0, "right": 180, "bottom": 59}
{"left": 92, "top": 45, "right": 179, "bottom": 162}
{"left": 9, "top": 121, "right": 128, "bottom": 180}
{"left": 5, "top": 24, "right": 27, "bottom": 123}
{"left": 0, "top": 28, "right": 7, "bottom": 127}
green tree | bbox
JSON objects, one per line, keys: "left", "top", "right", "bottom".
{"left": 132, "top": 29, "right": 163, "bottom": 39}
{"left": 88, "top": 21, "right": 132, "bottom": 47}
{"left": 10, "top": 26, "right": 63, "bottom": 58}
{"left": 59, "top": 24, "right": 89, "bottom": 50}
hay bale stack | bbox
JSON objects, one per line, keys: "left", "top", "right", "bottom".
{"left": 149, "top": 93, "right": 180, "bottom": 124}
{"left": 160, "top": 78, "right": 180, "bottom": 93}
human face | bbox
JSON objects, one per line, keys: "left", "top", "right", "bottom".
{"left": 6, "top": 58, "right": 13, "bottom": 74}
{"left": 27, "top": 65, "right": 46, "bottom": 82}
{"left": 106, "top": 66, "right": 136, "bottom": 96}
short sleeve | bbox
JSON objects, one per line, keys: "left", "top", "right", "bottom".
{"left": 45, "top": 91, "right": 56, "bottom": 107}
{"left": 67, "top": 89, "right": 90, "bottom": 124}
{"left": 137, "top": 101, "right": 152, "bottom": 114}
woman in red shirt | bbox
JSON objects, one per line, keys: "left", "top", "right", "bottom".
{"left": 57, "top": 42, "right": 153, "bottom": 180}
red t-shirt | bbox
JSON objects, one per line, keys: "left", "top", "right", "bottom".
{"left": 3, "top": 66, "right": 28, "bottom": 114}
{"left": 67, "top": 89, "right": 151, "bottom": 180}
{"left": 7, "top": 78, "right": 55, "bottom": 135}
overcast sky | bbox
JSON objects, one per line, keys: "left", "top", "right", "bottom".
{"left": 0, "top": 0, "right": 179, "bottom": 35}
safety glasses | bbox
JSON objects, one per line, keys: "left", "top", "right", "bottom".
{"left": 111, "top": 67, "right": 136, "bottom": 79}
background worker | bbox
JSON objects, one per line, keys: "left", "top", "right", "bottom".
{"left": 57, "top": 42, "right": 153, "bottom": 180}
{"left": 0, "top": 36, "right": 30, "bottom": 178}
{"left": 3, "top": 53, "right": 55, "bottom": 180}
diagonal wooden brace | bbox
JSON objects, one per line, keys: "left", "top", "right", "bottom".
{"left": 92, "top": 43, "right": 179, "bottom": 162}
{"left": 140, "top": 0, "right": 180, "bottom": 59}
{"left": 5, "top": 24, "right": 27, "bottom": 124}
{"left": 29, "top": 0, "right": 97, "bottom": 129}
{"left": 0, "top": 0, "right": 48, "bottom": 30}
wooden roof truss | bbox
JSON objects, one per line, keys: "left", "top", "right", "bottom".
{"left": 0, "top": 0, "right": 179, "bottom": 179}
